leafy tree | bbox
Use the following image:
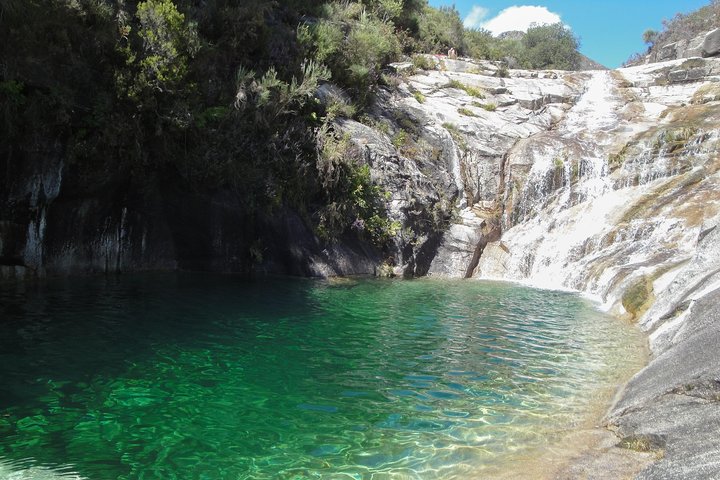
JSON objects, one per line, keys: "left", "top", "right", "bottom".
{"left": 344, "top": 11, "right": 400, "bottom": 96}
{"left": 301, "top": 3, "right": 400, "bottom": 104}
{"left": 465, "top": 28, "right": 510, "bottom": 61}
{"left": 520, "top": 23, "right": 580, "bottom": 70}
{"left": 416, "top": 5, "right": 465, "bottom": 53}
{"left": 120, "top": 0, "right": 199, "bottom": 100}
{"left": 643, "top": 29, "right": 658, "bottom": 46}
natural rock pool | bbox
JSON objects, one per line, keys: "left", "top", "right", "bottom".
{"left": 0, "top": 274, "right": 645, "bottom": 479}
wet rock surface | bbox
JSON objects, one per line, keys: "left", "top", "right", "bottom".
{"left": 330, "top": 56, "right": 583, "bottom": 277}
{"left": 597, "top": 290, "right": 720, "bottom": 479}
{"left": 402, "top": 57, "right": 720, "bottom": 478}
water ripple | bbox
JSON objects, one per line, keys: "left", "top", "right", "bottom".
{"left": 0, "top": 274, "right": 644, "bottom": 479}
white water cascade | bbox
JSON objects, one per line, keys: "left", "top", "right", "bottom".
{"left": 476, "top": 64, "right": 720, "bottom": 313}
{"left": 506, "top": 71, "right": 619, "bottom": 229}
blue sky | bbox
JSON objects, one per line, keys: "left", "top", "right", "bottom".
{"left": 429, "top": 0, "right": 711, "bottom": 67}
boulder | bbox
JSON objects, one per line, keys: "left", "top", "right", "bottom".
{"left": 427, "top": 210, "right": 485, "bottom": 277}
{"left": 657, "top": 42, "right": 680, "bottom": 62}
{"left": 667, "top": 59, "right": 709, "bottom": 83}
{"left": 667, "top": 68, "right": 706, "bottom": 83}
{"left": 316, "top": 83, "right": 350, "bottom": 107}
{"left": 702, "top": 28, "right": 720, "bottom": 57}
{"left": 388, "top": 62, "right": 414, "bottom": 75}
{"left": 683, "top": 32, "right": 707, "bottom": 58}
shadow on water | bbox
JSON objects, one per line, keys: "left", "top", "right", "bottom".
{"left": 0, "top": 273, "right": 324, "bottom": 472}
{"left": 0, "top": 272, "right": 322, "bottom": 397}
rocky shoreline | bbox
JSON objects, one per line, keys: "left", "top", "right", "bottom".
{"left": 552, "top": 286, "right": 720, "bottom": 479}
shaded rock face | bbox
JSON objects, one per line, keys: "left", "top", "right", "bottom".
{"left": 0, "top": 150, "right": 379, "bottom": 280}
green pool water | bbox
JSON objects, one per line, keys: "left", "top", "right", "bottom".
{"left": 0, "top": 274, "right": 644, "bottom": 479}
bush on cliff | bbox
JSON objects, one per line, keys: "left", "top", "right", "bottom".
{"left": 0, "top": 0, "right": 588, "bottom": 256}
{"left": 627, "top": 0, "right": 720, "bottom": 64}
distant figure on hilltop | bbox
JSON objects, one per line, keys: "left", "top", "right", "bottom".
{"left": 448, "top": 47, "right": 457, "bottom": 59}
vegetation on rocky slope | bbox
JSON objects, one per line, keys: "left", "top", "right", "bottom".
{"left": 0, "top": 0, "right": 584, "bottom": 264}
{"left": 628, "top": 0, "right": 720, "bottom": 64}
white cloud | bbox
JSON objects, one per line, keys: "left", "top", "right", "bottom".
{"left": 463, "top": 5, "right": 489, "bottom": 29}
{"left": 476, "top": 5, "right": 563, "bottom": 36}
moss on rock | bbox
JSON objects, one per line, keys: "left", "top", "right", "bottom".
{"left": 622, "top": 275, "right": 655, "bottom": 320}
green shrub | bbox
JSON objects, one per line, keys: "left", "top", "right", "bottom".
{"left": 195, "top": 106, "right": 229, "bottom": 128}
{"left": 495, "top": 65, "right": 510, "bottom": 78}
{"left": 392, "top": 129, "right": 409, "bottom": 148}
{"left": 652, "top": 127, "right": 699, "bottom": 154}
{"left": 345, "top": 12, "right": 400, "bottom": 71}
{"left": 622, "top": 276, "right": 653, "bottom": 319}
{"left": 458, "top": 107, "right": 475, "bottom": 116}
{"left": 0, "top": 80, "right": 24, "bottom": 103}
{"left": 412, "top": 55, "right": 435, "bottom": 70}
{"left": 316, "top": 127, "right": 398, "bottom": 246}
{"left": 325, "top": 98, "right": 357, "bottom": 120}
{"left": 359, "top": 115, "right": 391, "bottom": 135}
{"left": 368, "top": 0, "right": 403, "bottom": 22}
{"left": 302, "top": 6, "right": 400, "bottom": 105}
{"left": 412, "top": 90, "right": 426, "bottom": 103}
{"left": 442, "top": 122, "right": 459, "bottom": 133}
{"left": 123, "top": 0, "right": 200, "bottom": 99}
{"left": 643, "top": 29, "right": 658, "bottom": 46}
{"left": 417, "top": 5, "right": 465, "bottom": 54}
{"left": 618, "top": 434, "right": 665, "bottom": 453}
{"left": 234, "top": 60, "right": 330, "bottom": 127}
{"left": 444, "top": 79, "right": 485, "bottom": 98}
{"left": 464, "top": 85, "right": 485, "bottom": 98}
{"left": 310, "top": 21, "right": 344, "bottom": 63}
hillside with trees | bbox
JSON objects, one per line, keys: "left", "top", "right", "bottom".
{"left": 0, "top": 0, "right": 586, "bottom": 274}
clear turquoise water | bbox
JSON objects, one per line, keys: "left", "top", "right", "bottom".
{"left": 0, "top": 274, "right": 643, "bottom": 479}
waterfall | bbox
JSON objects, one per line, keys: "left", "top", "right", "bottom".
{"left": 475, "top": 65, "right": 720, "bottom": 311}
{"left": 502, "top": 71, "right": 620, "bottom": 230}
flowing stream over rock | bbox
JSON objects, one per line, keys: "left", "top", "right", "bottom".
{"left": 375, "top": 57, "right": 720, "bottom": 329}
{"left": 345, "top": 56, "right": 720, "bottom": 476}
{"left": 472, "top": 63, "right": 720, "bottom": 320}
